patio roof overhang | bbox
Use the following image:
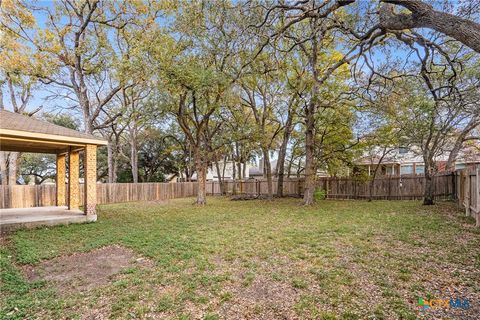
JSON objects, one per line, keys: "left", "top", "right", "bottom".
{"left": 0, "top": 110, "right": 107, "bottom": 154}
{"left": 0, "top": 128, "right": 107, "bottom": 153}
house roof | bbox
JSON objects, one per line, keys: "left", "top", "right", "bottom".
{"left": 357, "top": 155, "right": 400, "bottom": 165}
{"left": 249, "top": 166, "right": 263, "bottom": 176}
{"left": 0, "top": 110, "right": 107, "bottom": 154}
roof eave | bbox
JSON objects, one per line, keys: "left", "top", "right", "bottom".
{"left": 0, "top": 128, "right": 108, "bottom": 146}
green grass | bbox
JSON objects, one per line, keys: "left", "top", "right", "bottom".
{"left": 1, "top": 198, "right": 479, "bottom": 319}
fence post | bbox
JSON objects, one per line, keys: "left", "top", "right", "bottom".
{"left": 388, "top": 176, "right": 392, "bottom": 200}
{"left": 325, "top": 179, "right": 328, "bottom": 199}
{"left": 451, "top": 172, "right": 456, "bottom": 200}
{"left": 476, "top": 165, "right": 480, "bottom": 227}
{"left": 465, "top": 169, "right": 470, "bottom": 217}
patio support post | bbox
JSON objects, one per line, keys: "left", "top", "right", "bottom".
{"left": 56, "top": 153, "right": 66, "bottom": 206}
{"left": 84, "top": 144, "right": 97, "bottom": 219}
{"left": 68, "top": 148, "right": 80, "bottom": 210}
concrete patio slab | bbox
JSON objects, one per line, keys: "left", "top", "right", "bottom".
{"left": 0, "top": 206, "right": 96, "bottom": 234}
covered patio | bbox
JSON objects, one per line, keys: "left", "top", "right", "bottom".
{"left": 0, "top": 110, "right": 107, "bottom": 233}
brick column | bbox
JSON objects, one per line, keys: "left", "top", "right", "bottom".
{"left": 84, "top": 144, "right": 97, "bottom": 219}
{"left": 56, "top": 153, "right": 66, "bottom": 206}
{"left": 68, "top": 148, "right": 80, "bottom": 210}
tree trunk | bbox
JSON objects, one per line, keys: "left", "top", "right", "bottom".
{"left": 277, "top": 109, "right": 294, "bottom": 197}
{"left": 191, "top": 143, "right": 208, "bottom": 204}
{"left": 303, "top": 26, "right": 319, "bottom": 205}
{"left": 262, "top": 147, "right": 273, "bottom": 198}
{"left": 445, "top": 117, "right": 479, "bottom": 171}
{"left": 222, "top": 157, "right": 227, "bottom": 180}
{"left": 0, "top": 151, "right": 8, "bottom": 185}
{"left": 112, "top": 150, "right": 118, "bottom": 183}
{"left": 130, "top": 137, "right": 138, "bottom": 183}
{"left": 423, "top": 160, "right": 435, "bottom": 205}
{"left": 369, "top": 149, "right": 389, "bottom": 201}
{"left": 235, "top": 143, "right": 242, "bottom": 180}
{"left": 78, "top": 86, "right": 93, "bottom": 134}
{"left": 232, "top": 155, "right": 237, "bottom": 195}
{"left": 107, "top": 142, "right": 115, "bottom": 183}
{"left": 446, "top": 139, "right": 463, "bottom": 172}
{"left": 369, "top": 164, "right": 382, "bottom": 202}
{"left": 303, "top": 100, "right": 316, "bottom": 205}
{"left": 287, "top": 155, "right": 294, "bottom": 179}
{"left": 297, "top": 159, "right": 303, "bottom": 178}
{"left": 214, "top": 160, "right": 224, "bottom": 195}
{"left": 7, "top": 152, "right": 19, "bottom": 185}
{"left": 423, "top": 172, "right": 434, "bottom": 205}
{"left": 195, "top": 157, "right": 207, "bottom": 205}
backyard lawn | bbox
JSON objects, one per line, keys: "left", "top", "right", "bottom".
{"left": 1, "top": 198, "right": 479, "bottom": 319}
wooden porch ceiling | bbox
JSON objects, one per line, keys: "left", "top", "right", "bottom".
{"left": 0, "top": 136, "right": 78, "bottom": 154}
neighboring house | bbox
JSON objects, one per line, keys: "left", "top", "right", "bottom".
{"left": 357, "top": 144, "right": 480, "bottom": 176}
{"left": 248, "top": 165, "right": 263, "bottom": 178}
{"left": 165, "top": 173, "right": 178, "bottom": 183}
{"left": 174, "top": 161, "right": 250, "bottom": 182}
{"left": 248, "top": 159, "right": 277, "bottom": 179}
{"left": 248, "top": 158, "right": 327, "bottom": 178}
{"left": 249, "top": 159, "right": 284, "bottom": 179}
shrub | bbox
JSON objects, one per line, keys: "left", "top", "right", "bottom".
{"left": 314, "top": 188, "right": 326, "bottom": 201}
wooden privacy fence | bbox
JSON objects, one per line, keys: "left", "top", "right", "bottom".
{"left": 0, "top": 182, "right": 198, "bottom": 209}
{"left": 317, "top": 174, "right": 454, "bottom": 200}
{"left": 205, "top": 178, "right": 301, "bottom": 197}
{"left": 454, "top": 166, "right": 480, "bottom": 226}
{"left": 0, "top": 170, "right": 477, "bottom": 213}
{"left": 206, "top": 174, "right": 454, "bottom": 200}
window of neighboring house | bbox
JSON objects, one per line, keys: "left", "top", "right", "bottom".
{"left": 415, "top": 164, "right": 425, "bottom": 175}
{"left": 398, "top": 147, "right": 409, "bottom": 154}
{"left": 455, "top": 163, "right": 466, "bottom": 170}
{"left": 386, "top": 166, "right": 395, "bottom": 175}
{"left": 400, "top": 164, "right": 413, "bottom": 175}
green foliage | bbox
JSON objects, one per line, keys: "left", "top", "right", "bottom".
{"left": 351, "top": 166, "right": 370, "bottom": 183}
{"left": 19, "top": 154, "right": 55, "bottom": 185}
{"left": 42, "top": 112, "right": 79, "bottom": 130}
{"left": 291, "top": 277, "right": 308, "bottom": 289}
{"left": 314, "top": 188, "right": 326, "bottom": 201}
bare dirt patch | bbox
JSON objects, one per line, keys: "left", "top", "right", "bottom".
{"left": 22, "top": 245, "right": 153, "bottom": 294}
{"left": 219, "top": 275, "right": 300, "bottom": 320}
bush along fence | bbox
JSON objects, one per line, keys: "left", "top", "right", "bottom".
{"left": 0, "top": 169, "right": 478, "bottom": 223}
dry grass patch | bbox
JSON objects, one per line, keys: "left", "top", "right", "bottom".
{"left": 21, "top": 245, "right": 153, "bottom": 295}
